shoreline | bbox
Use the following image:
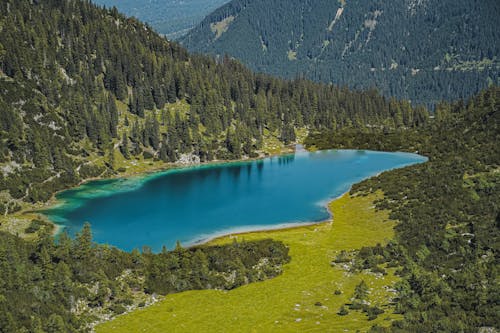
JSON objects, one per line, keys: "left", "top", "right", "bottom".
{"left": 186, "top": 190, "right": 345, "bottom": 248}
{"left": 24, "top": 146, "right": 297, "bottom": 237}
{"left": 184, "top": 156, "right": 428, "bottom": 248}
{"left": 42, "top": 146, "right": 420, "bottom": 212}
{"left": 44, "top": 151, "right": 291, "bottom": 207}
{"left": 96, "top": 187, "right": 402, "bottom": 333}
{"left": 26, "top": 147, "right": 426, "bottom": 243}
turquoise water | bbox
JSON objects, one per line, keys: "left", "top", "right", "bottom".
{"left": 43, "top": 150, "right": 427, "bottom": 251}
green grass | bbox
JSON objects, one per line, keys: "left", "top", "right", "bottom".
{"left": 97, "top": 192, "right": 402, "bottom": 333}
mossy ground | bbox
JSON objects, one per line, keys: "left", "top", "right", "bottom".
{"left": 96, "top": 192, "right": 402, "bottom": 333}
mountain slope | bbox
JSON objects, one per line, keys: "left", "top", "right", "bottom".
{"left": 182, "top": 0, "right": 500, "bottom": 106}
{"left": 0, "top": 0, "right": 426, "bottom": 228}
{"left": 92, "top": 0, "right": 230, "bottom": 39}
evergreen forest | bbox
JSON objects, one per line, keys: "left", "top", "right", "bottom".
{"left": 182, "top": 0, "right": 500, "bottom": 107}
{"left": 0, "top": 223, "right": 289, "bottom": 331}
{"left": 0, "top": 0, "right": 427, "bottom": 212}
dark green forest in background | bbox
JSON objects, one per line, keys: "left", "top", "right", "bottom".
{"left": 0, "top": 0, "right": 427, "bottom": 211}
{"left": 306, "top": 86, "right": 499, "bottom": 332}
{"left": 91, "top": 0, "right": 230, "bottom": 39}
{"left": 182, "top": 0, "right": 500, "bottom": 107}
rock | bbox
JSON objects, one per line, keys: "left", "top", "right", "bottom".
{"left": 177, "top": 153, "right": 201, "bottom": 165}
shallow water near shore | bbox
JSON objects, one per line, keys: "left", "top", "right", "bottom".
{"left": 43, "top": 149, "right": 427, "bottom": 251}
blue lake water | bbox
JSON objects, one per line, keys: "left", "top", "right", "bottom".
{"left": 43, "top": 149, "right": 427, "bottom": 251}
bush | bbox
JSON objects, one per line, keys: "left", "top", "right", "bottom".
{"left": 366, "top": 306, "right": 385, "bottom": 321}
{"left": 25, "top": 219, "right": 53, "bottom": 234}
{"left": 371, "top": 265, "right": 387, "bottom": 275}
{"left": 109, "top": 304, "right": 126, "bottom": 315}
{"left": 348, "top": 301, "right": 363, "bottom": 310}
{"left": 333, "top": 250, "right": 350, "bottom": 263}
{"left": 338, "top": 306, "right": 349, "bottom": 316}
{"left": 120, "top": 298, "right": 134, "bottom": 306}
{"left": 79, "top": 164, "right": 104, "bottom": 179}
{"left": 143, "top": 151, "right": 154, "bottom": 159}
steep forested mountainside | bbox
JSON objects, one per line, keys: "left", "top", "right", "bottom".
{"left": 306, "top": 86, "right": 500, "bottom": 332}
{"left": 91, "top": 0, "right": 230, "bottom": 39}
{"left": 182, "top": 0, "right": 500, "bottom": 106}
{"left": 0, "top": 0, "right": 427, "bottom": 214}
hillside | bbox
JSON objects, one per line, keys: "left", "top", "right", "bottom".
{"left": 182, "top": 0, "right": 500, "bottom": 106}
{"left": 0, "top": 0, "right": 497, "bottom": 332}
{"left": 0, "top": 0, "right": 426, "bottom": 235}
{"left": 92, "top": 0, "right": 230, "bottom": 39}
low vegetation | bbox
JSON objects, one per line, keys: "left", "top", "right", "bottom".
{"left": 97, "top": 192, "right": 403, "bottom": 332}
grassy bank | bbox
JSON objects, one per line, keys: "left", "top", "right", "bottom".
{"left": 96, "top": 191, "right": 402, "bottom": 332}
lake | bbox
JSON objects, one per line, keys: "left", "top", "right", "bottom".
{"left": 43, "top": 149, "right": 427, "bottom": 251}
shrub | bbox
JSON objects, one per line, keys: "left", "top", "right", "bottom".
{"left": 338, "top": 306, "right": 349, "bottom": 316}
{"left": 25, "top": 219, "right": 52, "bottom": 234}
{"left": 109, "top": 304, "right": 126, "bottom": 315}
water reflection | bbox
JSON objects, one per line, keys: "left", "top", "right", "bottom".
{"left": 246, "top": 164, "right": 253, "bottom": 180}
{"left": 227, "top": 164, "right": 242, "bottom": 186}
{"left": 256, "top": 160, "right": 264, "bottom": 178}
{"left": 278, "top": 154, "right": 295, "bottom": 165}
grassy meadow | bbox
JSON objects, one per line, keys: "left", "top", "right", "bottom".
{"left": 97, "top": 192, "right": 402, "bottom": 332}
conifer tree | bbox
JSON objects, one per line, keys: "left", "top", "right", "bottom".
{"left": 120, "top": 132, "right": 130, "bottom": 159}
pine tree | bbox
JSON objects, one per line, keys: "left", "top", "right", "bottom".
{"left": 107, "top": 93, "right": 119, "bottom": 138}
{"left": 128, "top": 96, "right": 136, "bottom": 115}
{"left": 160, "top": 137, "right": 169, "bottom": 162}
{"left": 107, "top": 146, "right": 115, "bottom": 170}
{"left": 74, "top": 223, "right": 93, "bottom": 262}
{"left": 120, "top": 132, "right": 130, "bottom": 159}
